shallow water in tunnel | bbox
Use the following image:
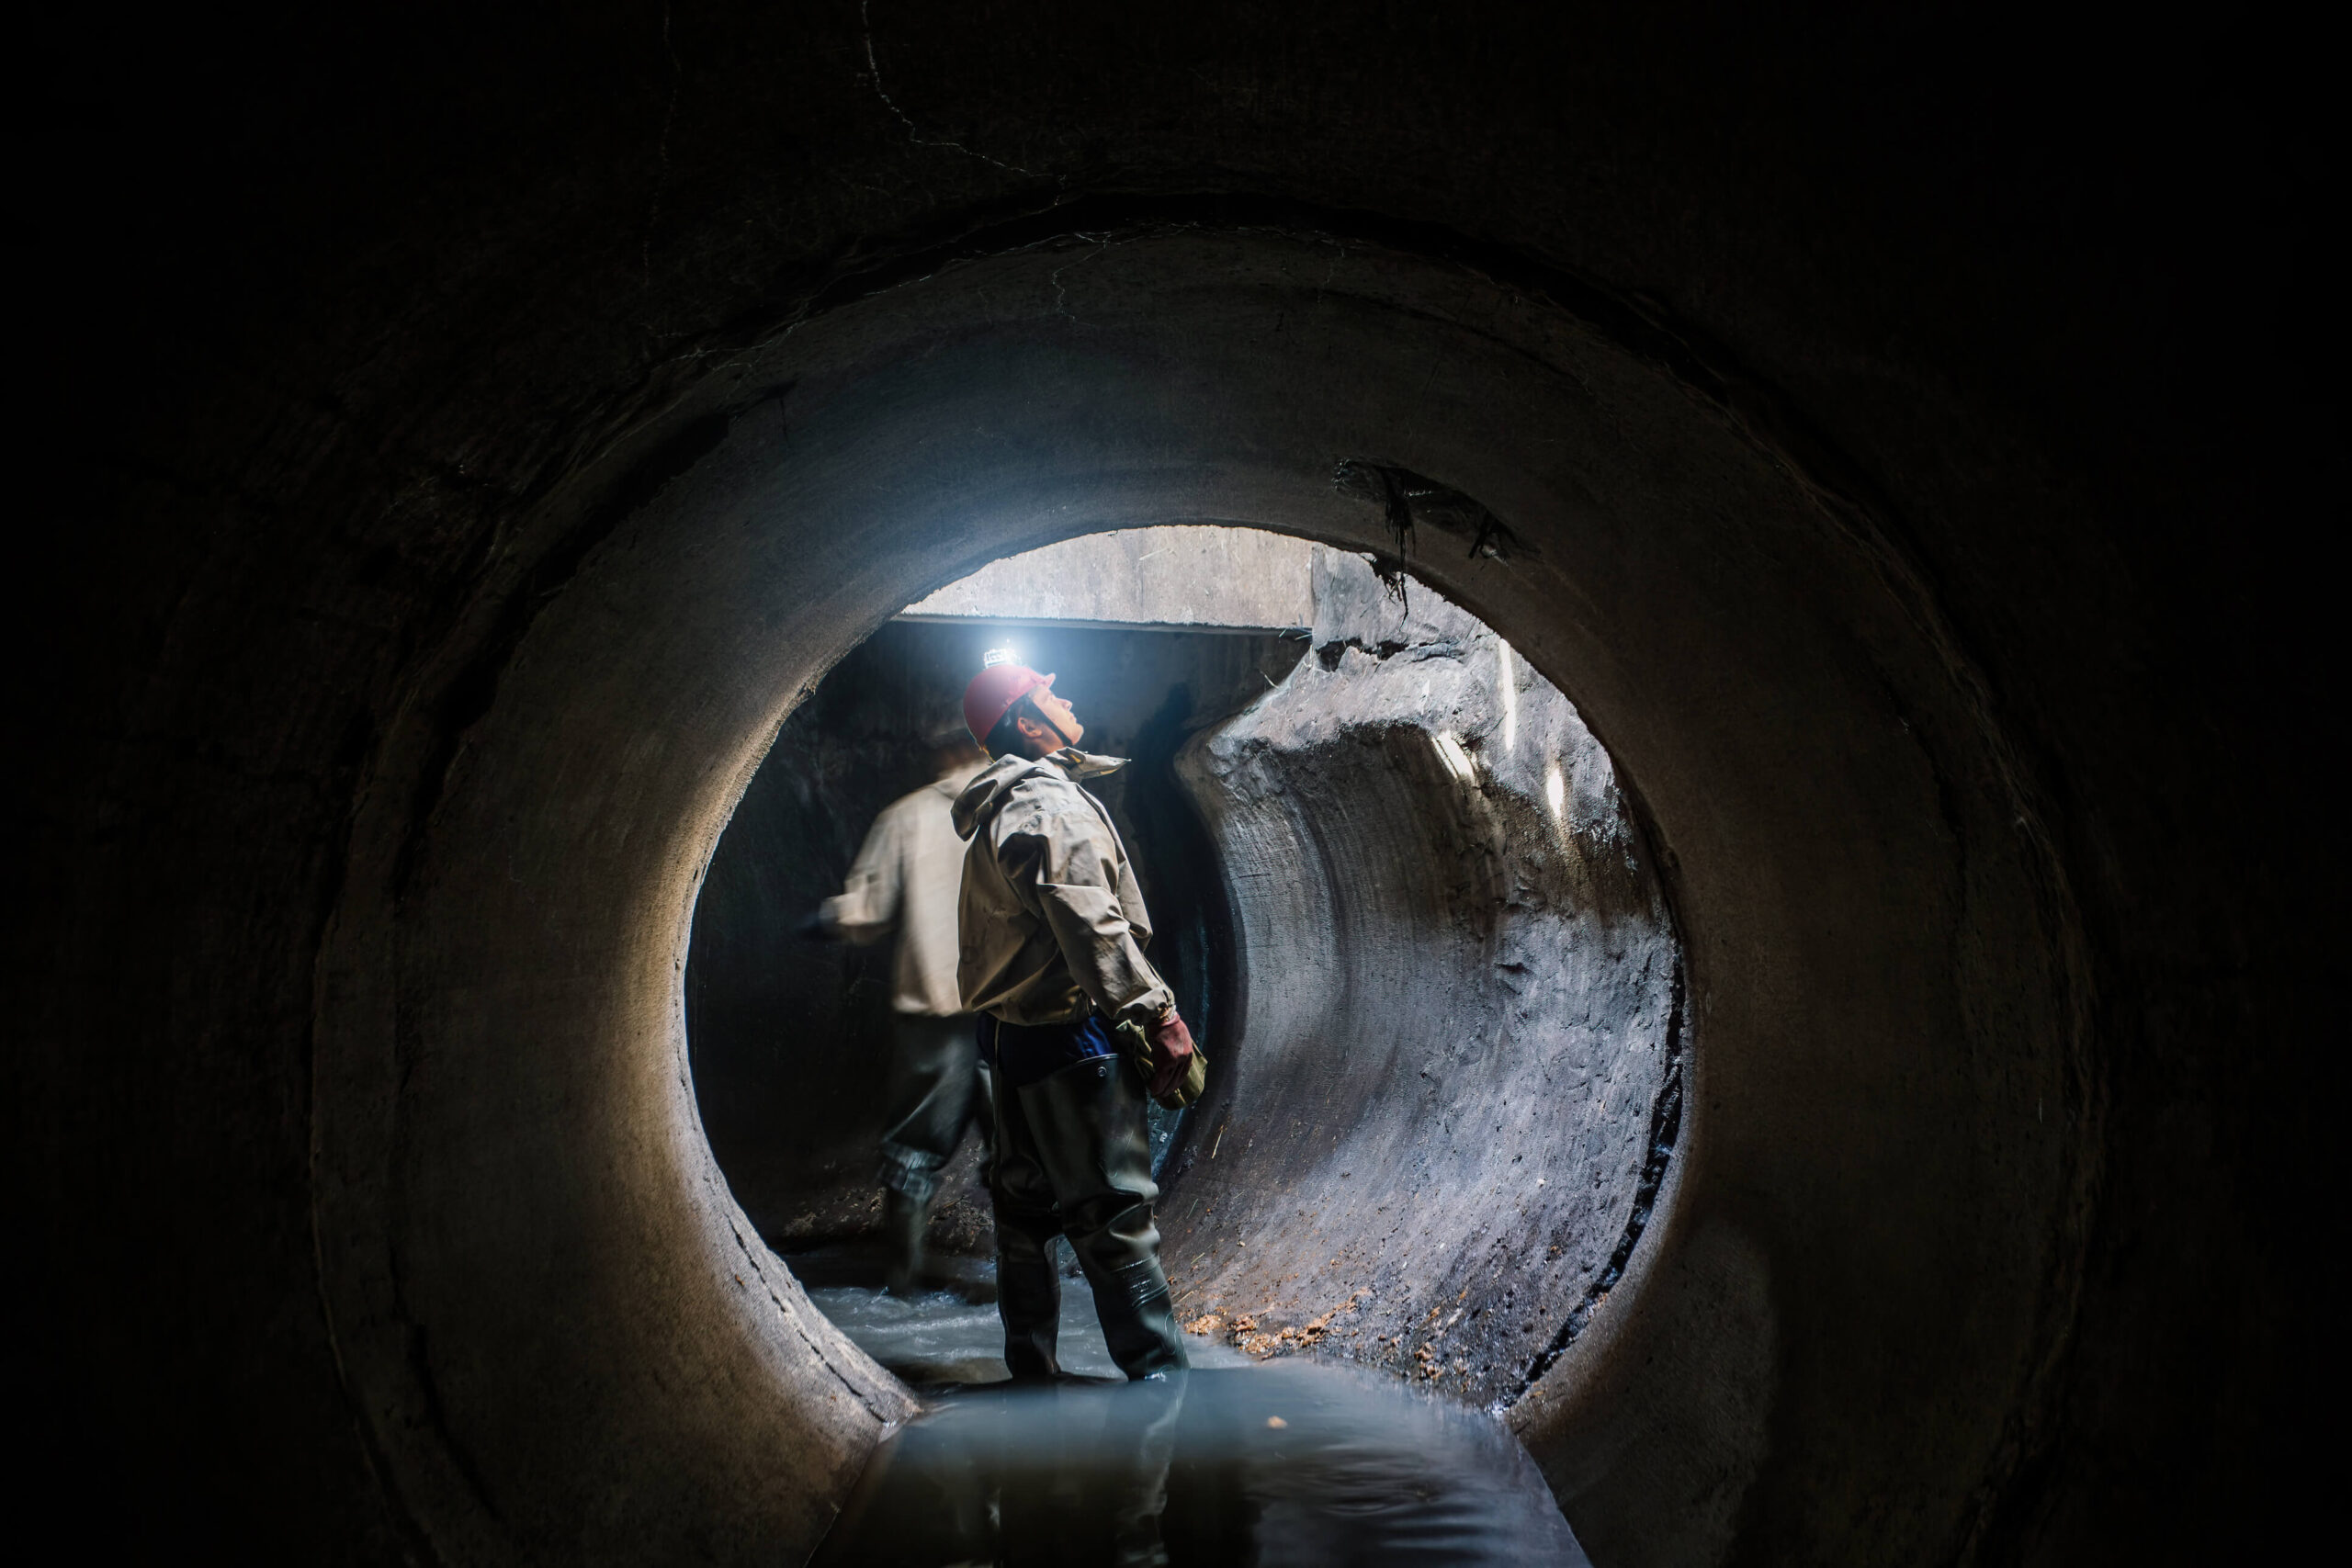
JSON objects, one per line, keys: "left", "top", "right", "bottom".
{"left": 813, "top": 1362, "right": 1589, "bottom": 1566}
{"left": 793, "top": 1213, "right": 1590, "bottom": 1562}
{"left": 788, "top": 1242, "right": 1257, "bottom": 1385}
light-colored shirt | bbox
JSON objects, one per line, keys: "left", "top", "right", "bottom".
{"left": 820, "top": 761, "right": 984, "bottom": 1017}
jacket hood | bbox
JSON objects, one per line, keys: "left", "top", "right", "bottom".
{"left": 951, "top": 749, "right": 1126, "bottom": 840}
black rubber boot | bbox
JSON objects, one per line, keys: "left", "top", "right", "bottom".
{"left": 987, "top": 1066, "right": 1066, "bottom": 1380}
{"left": 1023, "top": 1055, "right": 1188, "bottom": 1380}
{"left": 1098, "top": 1257, "right": 1185, "bottom": 1382}
{"left": 993, "top": 1215, "right": 1063, "bottom": 1381}
{"left": 881, "top": 1187, "right": 927, "bottom": 1297}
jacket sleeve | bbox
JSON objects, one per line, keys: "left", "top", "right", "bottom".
{"left": 996, "top": 806, "right": 1173, "bottom": 1024}
{"left": 820, "top": 802, "right": 906, "bottom": 947}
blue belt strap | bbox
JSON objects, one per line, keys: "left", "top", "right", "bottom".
{"left": 978, "top": 1013, "right": 1120, "bottom": 1090}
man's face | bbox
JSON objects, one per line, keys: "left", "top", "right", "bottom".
{"left": 1026, "top": 680, "right": 1083, "bottom": 748}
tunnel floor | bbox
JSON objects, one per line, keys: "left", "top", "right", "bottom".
{"left": 796, "top": 1244, "right": 1589, "bottom": 1563}
{"left": 786, "top": 1242, "right": 1255, "bottom": 1386}
{"left": 812, "top": 1361, "right": 1588, "bottom": 1566}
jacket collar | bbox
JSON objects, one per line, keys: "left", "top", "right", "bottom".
{"left": 951, "top": 749, "right": 1128, "bottom": 839}
{"left": 1046, "top": 747, "right": 1127, "bottom": 780}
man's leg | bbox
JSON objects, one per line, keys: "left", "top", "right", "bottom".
{"left": 1021, "top": 1054, "right": 1187, "bottom": 1380}
{"left": 967, "top": 1058, "right": 994, "bottom": 1163}
{"left": 876, "top": 1012, "right": 976, "bottom": 1293}
{"left": 985, "top": 1054, "right": 1066, "bottom": 1381}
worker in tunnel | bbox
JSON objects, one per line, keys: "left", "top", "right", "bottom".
{"left": 954, "top": 651, "right": 1204, "bottom": 1382}
{"left": 811, "top": 724, "right": 990, "bottom": 1296}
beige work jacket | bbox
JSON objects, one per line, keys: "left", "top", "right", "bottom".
{"left": 951, "top": 749, "right": 1174, "bottom": 1027}
{"left": 820, "top": 761, "right": 983, "bottom": 1016}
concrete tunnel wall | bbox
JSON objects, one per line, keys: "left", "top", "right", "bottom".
{"left": 245, "top": 228, "right": 2092, "bottom": 1562}
{"left": 22, "top": 7, "right": 2328, "bottom": 1565}
{"left": 1164, "top": 546, "right": 1682, "bottom": 1421}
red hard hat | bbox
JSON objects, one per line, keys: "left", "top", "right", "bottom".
{"left": 963, "top": 662, "right": 1053, "bottom": 746}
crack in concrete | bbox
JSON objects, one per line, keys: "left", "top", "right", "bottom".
{"left": 1502, "top": 956, "right": 1686, "bottom": 1408}
{"left": 861, "top": 0, "right": 1050, "bottom": 180}
{"left": 1047, "top": 232, "right": 1111, "bottom": 322}
{"left": 723, "top": 1210, "right": 902, "bottom": 1427}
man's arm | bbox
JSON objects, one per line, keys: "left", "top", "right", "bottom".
{"left": 998, "top": 807, "right": 1172, "bottom": 1025}
{"left": 818, "top": 801, "right": 908, "bottom": 946}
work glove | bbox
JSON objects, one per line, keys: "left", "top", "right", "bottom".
{"left": 1145, "top": 1008, "right": 1205, "bottom": 1108}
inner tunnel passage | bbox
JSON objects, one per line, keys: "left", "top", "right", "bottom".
{"left": 688, "top": 526, "right": 1684, "bottom": 1406}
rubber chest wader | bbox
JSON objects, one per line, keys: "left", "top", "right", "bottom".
{"left": 876, "top": 1013, "right": 991, "bottom": 1294}
{"left": 984, "top": 1020, "right": 1186, "bottom": 1381}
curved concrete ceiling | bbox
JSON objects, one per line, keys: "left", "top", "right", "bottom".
{"left": 899, "top": 523, "right": 1317, "bottom": 630}
{"left": 23, "top": 7, "right": 2324, "bottom": 1564}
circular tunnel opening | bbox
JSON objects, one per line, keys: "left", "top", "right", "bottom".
{"left": 310, "top": 222, "right": 2090, "bottom": 1566}
{"left": 684, "top": 521, "right": 1686, "bottom": 1408}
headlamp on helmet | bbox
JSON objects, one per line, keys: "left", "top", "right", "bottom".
{"left": 963, "top": 660, "right": 1055, "bottom": 750}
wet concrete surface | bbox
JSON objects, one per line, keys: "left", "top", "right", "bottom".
{"left": 798, "top": 1246, "right": 1588, "bottom": 1564}
{"left": 814, "top": 1363, "right": 1588, "bottom": 1567}
{"left": 790, "top": 1243, "right": 1253, "bottom": 1387}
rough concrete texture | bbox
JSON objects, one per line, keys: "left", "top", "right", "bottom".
{"left": 1164, "top": 548, "right": 1680, "bottom": 1413}
{"left": 19, "top": 7, "right": 2327, "bottom": 1564}
{"left": 900, "top": 524, "right": 1316, "bottom": 630}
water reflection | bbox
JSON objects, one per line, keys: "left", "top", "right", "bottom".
{"left": 813, "top": 1363, "right": 1589, "bottom": 1566}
